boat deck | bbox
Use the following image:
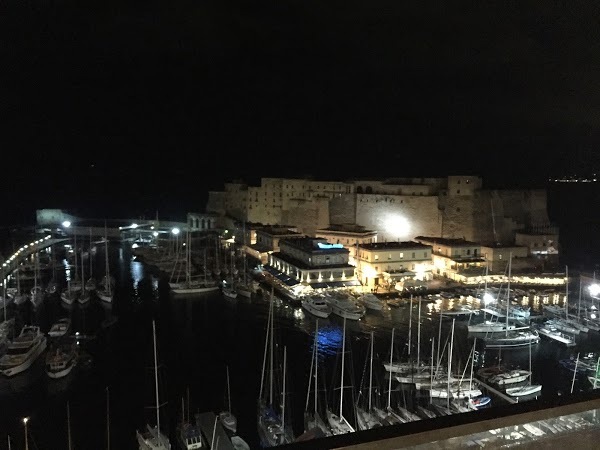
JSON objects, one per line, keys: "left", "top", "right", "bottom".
{"left": 195, "top": 411, "right": 236, "bottom": 450}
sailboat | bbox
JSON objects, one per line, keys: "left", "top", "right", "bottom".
{"left": 483, "top": 254, "right": 540, "bottom": 349}
{"left": 257, "top": 287, "right": 294, "bottom": 447}
{"left": 221, "top": 248, "right": 239, "bottom": 301}
{"left": 85, "top": 228, "right": 97, "bottom": 293}
{"left": 303, "top": 319, "right": 333, "bottom": 438}
{"left": 355, "top": 331, "right": 382, "bottom": 430}
{"left": 326, "top": 317, "right": 356, "bottom": 435}
{"left": 373, "top": 327, "right": 407, "bottom": 426}
{"left": 97, "top": 225, "right": 115, "bottom": 304}
{"left": 171, "top": 232, "right": 219, "bottom": 295}
{"left": 176, "top": 389, "right": 205, "bottom": 450}
{"left": 218, "top": 366, "right": 237, "bottom": 434}
{"left": 235, "top": 223, "right": 256, "bottom": 298}
{"left": 136, "top": 320, "right": 172, "bottom": 449}
{"left": 77, "top": 249, "right": 91, "bottom": 305}
{"left": 29, "top": 252, "right": 45, "bottom": 309}
{"left": 505, "top": 336, "right": 542, "bottom": 398}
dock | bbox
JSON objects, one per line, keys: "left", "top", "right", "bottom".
{"left": 196, "top": 411, "right": 236, "bottom": 450}
{"left": 475, "top": 378, "right": 518, "bottom": 404}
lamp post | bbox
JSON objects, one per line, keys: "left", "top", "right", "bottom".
{"left": 22, "top": 417, "right": 29, "bottom": 450}
{"left": 172, "top": 228, "right": 180, "bottom": 257}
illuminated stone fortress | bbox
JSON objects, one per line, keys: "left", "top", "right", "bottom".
{"left": 205, "top": 175, "right": 557, "bottom": 253}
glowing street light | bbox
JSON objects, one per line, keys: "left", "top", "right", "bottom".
{"left": 131, "top": 223, "right": 138, "bottom": 229}
{"left": 483, "top": 293, "right": 494, "bottom": 304}
{"left": 589, "top": 284, "right": 600, "bottom": 297}
{"left": 171, "top": 228, "right": 180, "bottom": 235}
{"left": 62, "top": 221, "right": 71, "bottom": 228}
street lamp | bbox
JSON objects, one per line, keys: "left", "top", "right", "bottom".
{"left": 23, "top": 417, "right": 29, "bottom": 450}
{"left": 172, "top": 228, "right": 181, "bottom": 256}
{"left": 62, "top": 221, "right": 71, "bottom": 228}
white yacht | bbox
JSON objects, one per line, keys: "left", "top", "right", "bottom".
{"left": 0, "top": 325, "right": 47, "bottom": 377}
{"left": 325, "top": 292, "right": 365, "bottom": 320}
{"left": 301, "top": 295, "right": 332, "bottom": 318}
{"left": 357, "top": 292, "right": 385, "bottom": 311}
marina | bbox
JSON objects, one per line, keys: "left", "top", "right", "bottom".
{"left": 1, "top": 227, "right": 600, "bottom": 448}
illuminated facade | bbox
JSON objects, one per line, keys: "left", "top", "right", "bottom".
{"left": 268, "top": 237, "right": 358, "bottom": 289}
{"left": 413, "top": 236, "right": 485, "bottom": 280}
{"left": 356, "top": 241, "right": 433, "bottom": 290}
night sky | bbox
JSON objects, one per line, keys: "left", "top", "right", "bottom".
{"left": 2, "top": 1, "right": 600, "bottom": 224}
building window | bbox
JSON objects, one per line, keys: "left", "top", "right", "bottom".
{"left": 424, "top": 252, "right": 428, "bottom": 258}
{"left": 412, "top": 252, "right": 415, "bottom": 258}
{"left": 388, "top": 253, "right": 392, "bottom": 260}
{"left": 457, "top": 190, "right": 460, "bottom": 194}
{"left": 457, "top": 207, "right": 461, "bottom": 212}
{"left": 375, "top": 255, "right": 379, "bottom": 261}
{"left": 467, "top": 249, "right": 471, "bottom": 255}
{"left": 400, "top": 252, "right": 404, "bottom": 259}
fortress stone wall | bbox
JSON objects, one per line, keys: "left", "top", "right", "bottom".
{"left": 353, "top": 194, "right": 441, "bottom": 241}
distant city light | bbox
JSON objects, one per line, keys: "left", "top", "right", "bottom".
{"left": 172, "top": 227, "right": 180, "bottom": 235}
{"left": 62, "top": 221, "right": 71, "bottom": 228}
{"left": 589, "top": 284, "right": 600, "bottom": 297}
{"left": 131, "top": 223, "right": 138, "bottom": 229}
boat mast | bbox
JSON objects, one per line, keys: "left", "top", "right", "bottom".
{"left": 408, "top": 295, "right": 413, "bottom": 361}
{"left": 339, "top": 317, "right": 347, "bottom": 420}
{"left": 226, "top": 365, "right": 232, "bottom": 414}
{"left": 469, "top": 338, "right": 476, "bottom": 395}
{"left": 269, "top": 289, "right": 274, "bottom": 407}
{"left": 104, "top": 222, "right": 110, "bottom": 294}
{"left": 594, "top": 357, "right": 600, "bottom": 390}
{"left": 430, "top": 337, "right": 435, "bottom": 404}
{"left": 368, "top": 331, "right": 374, "bottom": 411}
{"left": 106, "top": 386, "right": 110, "bottom": 450}
{"left": 259, "top": 287, "right": 273, "bottom": 402}
{"left": 67, "top": 401, "right": 72, "bottom": 450}
{"left": 570, "top": 352, "right": 579, "bottom": 394}
{"left": 505, "top": 253, "right": 512, "bottom": 337}
{"left": 152, "top": 320, "right": 161, "bottom": 436}
{"left": 282, "top": 346, "right": 287, "bottom": 437}
{"left": 314, "top": 320, "right": 319, "bottom": 415}
{"left": 417, "top": 295, "right": 421, "bottom": 369}
{"left": 387, "top": 328, "right": 394, "bottom": 410}
{"left": 447, "top": 318, "right": 456, "bottom": 409}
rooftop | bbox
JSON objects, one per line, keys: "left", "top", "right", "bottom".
{"left": 415, "top": 236, "right": 480, "bottom": 247}
{"left": 360, "top": 241, "right": 430, "bottom": 251}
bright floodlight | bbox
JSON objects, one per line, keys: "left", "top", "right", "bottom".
{"left": 483, "top": 293, "right": 494, "bottom": 304}
{"left": 589, "top": 284, "right": 600, "bottom": 297}
{"left": 62, "top": 221, "right": 71, "bottom": 228}
{"left": 22, "top": 417, "right": 29, "bottom": 424}
{"left": 131, "top": 223, "right": 138, "bottom": 229}
{"left": 172, "top": 227, "right": 180, "bottom": 235}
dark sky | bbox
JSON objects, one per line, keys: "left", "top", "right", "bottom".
{"left": 2, "top": 1, "right": 600, "bottom": 224}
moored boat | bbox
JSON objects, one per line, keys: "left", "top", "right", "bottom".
{"left": 301, "top": 294, "right": 332, "bottom": 318}
{"left": 48, "top": 317, "right": 71, "bottom": 338}
{"left": 325, "top": 291, "right": 365, "bottom": 320}
{"left": 0, "top": 325, "right": 47, "bottom": 377}
{"left": 45, "top": 342, "right": 78, "bottom": 378}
